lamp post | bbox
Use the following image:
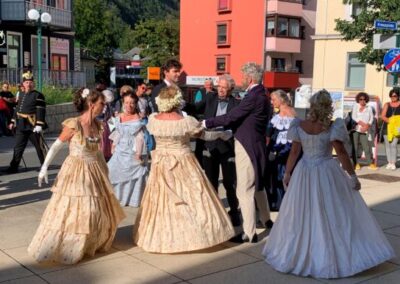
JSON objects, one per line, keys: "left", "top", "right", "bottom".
{"left": 28, "top": 9, "right": 51, "bottom": 92}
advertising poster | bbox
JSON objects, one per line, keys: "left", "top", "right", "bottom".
{"left": 329, "top": 92, "right": 344, "bottom": 119}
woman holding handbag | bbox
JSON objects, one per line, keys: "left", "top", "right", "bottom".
{"left": 381, "top": 88, "right": 400, "bottom": 170}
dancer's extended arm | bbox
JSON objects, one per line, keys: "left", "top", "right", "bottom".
{"left": 38, "top": 127, "right": 73, "bottom": 187}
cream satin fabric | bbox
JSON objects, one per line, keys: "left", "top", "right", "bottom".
{"left": 133, "top": 115, "right": 234, "bottom": 253}
{"left": 28, "top": 117, "right": 126, "bottom": 264}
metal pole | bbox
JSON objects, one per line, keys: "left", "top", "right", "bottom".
{"left": 393, "top": 34, "right": 400, "bottom": 86}
{"left": 37, "top": 9, "right": 42, "bottom": 92}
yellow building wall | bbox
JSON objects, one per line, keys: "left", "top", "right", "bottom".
{"left": 313, "top": 0, "right": 394, "bottom": 105}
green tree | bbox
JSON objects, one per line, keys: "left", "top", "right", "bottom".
{"left": 122, "top": 17, "right": 180, "bottom": 76}
{"left": 335, "top": 0, "right": 400, "bottom": 70}
{"left": 74, "top": 0, "right": 128, "bottom": 80}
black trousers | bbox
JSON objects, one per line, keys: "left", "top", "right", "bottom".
{"left": 202, "top": 148, "right": 239, "bottom": 213}
{"left": 9, "top": 130, "right": 46, "bottom": 169}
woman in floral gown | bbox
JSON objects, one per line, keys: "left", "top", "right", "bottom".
{"left": 28, "top": 88, "right": 125, "bottom": 264}
{"left": 134, "top": 86, "right": 235, "bottom": 253}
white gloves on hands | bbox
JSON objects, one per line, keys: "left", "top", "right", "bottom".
{"left": 37, "top": 139, "right": 64, "bottom": 187}
{"left": 350, "top": 174, "right": 361, "bottom": 191}
{"left": 33, "top": 125, "right": 43, "bottom": 133}
{"left": 38, "top": 167, "right": 48, "bottom": 187}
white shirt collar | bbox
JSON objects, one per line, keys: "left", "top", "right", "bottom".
{"left": 163, "top": 79, "right": 172, "bottom": 87}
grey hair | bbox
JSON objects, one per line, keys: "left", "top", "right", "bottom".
{"left": 241, "top": 62, "right": 264, "bottom": 83}
{"left": 217, "top": 74, "right": 235, "bottom": 90}
{"left": 271, "top": 89, "right": 291, "bottom": 106}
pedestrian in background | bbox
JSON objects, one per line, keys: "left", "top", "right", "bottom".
{"left": 380, "top": 88, "right": 400, "bottom": 170}
{"left": 351, "top": 92, "right": 376, "bottom": 170}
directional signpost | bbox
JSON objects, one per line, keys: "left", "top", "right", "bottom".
{"left": 374, "top": 20, "right": 400, "bottom": 85}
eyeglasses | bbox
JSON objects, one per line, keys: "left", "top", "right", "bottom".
{"left": 390, "top": 95, "right": 399, "bottom": 98}
{"left": 359, "top": 98, "right": 366, "bottom": 101}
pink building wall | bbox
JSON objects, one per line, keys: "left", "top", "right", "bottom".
{"left": 180, "top": 0, "right": 266, "bottom": 86}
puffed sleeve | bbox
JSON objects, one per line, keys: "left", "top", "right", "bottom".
{"left": 146, "top": 113, "right": 157, "bottom": 134}
{"left": 61, "top": 117, "right": 77, "bottom": 130}
{"left": 287, "top": 118, "right": 301, "bottom": 142}
{"left": 186, "top": 115, "right": 203, "bottom": 136}
{"left": 330, "top": 118, "right": 348, "bottom": 142}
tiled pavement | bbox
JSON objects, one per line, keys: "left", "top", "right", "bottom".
{"left": 1, "top": 136, "right": 400, "bottom": 283}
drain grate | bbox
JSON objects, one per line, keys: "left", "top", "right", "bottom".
{"left": 358, "top": 173, "right": 400, "bottom": 183}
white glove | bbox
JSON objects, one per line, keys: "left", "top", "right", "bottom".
{"left": 38, "top": 139, "right": 64, "bottom": 187}
{"left": 220, "top": 130, "right": 233, "bottom": 141}
{"left": 350, "top": 174, "right": 361, "bottom": 191}
{"left": 33, "top": 125, "right": 43, "bottom": 133}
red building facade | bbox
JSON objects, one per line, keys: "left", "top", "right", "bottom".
{"left": 180, "top": 0, "right": 316, "bottom": 89}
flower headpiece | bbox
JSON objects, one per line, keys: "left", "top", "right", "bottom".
{"left": 81, "top": 88, "right": 90, "bottom": 99}
{"left": 156, "top": 88, "right": 183, "bottom": 112}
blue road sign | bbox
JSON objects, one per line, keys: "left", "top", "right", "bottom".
{"left": 374, "top": 20, "right": 398, "bottom": 31}
{"left": 384, "top": 48, "right": 400, "bottom": 73}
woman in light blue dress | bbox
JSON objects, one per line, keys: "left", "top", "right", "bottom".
{"left": 108, "top": 90, "right": 148, "bottom": 207}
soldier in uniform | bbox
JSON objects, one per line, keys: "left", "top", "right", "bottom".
{"left": 6, "top": 71, "right": 46, "bottom": 173}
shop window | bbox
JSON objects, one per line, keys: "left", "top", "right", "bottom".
{"left": 346, "top": 53, "right": 365, "bottom": 89}
{"left": 217, "top": 22, "right": 231, "bottom": 46}
{"left": 218, "top": 0, "right": 231, "bottom": 12}
{"left": 216, "top": 55, "right": 230, "bottom": 73}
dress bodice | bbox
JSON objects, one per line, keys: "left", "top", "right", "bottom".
{"left": 287, "top": 118, "right": 349, "bottom": 166}
{"left": 62, "top": 117, "right": 102, "bottom": 162}
{"left": 112, "top": 118, "right": 144, "bottom": 154}
{"left": 147, "top": 114, "right": 202, "bottom": 153}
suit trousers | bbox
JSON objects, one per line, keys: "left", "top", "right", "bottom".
{"left": 10, "top": 130, "right": 46, "bottom": 169}
{"left": 202, "top": 148, "right": 239, "bottom": 213}
{"left": 235, "top": 140, "right": 270, "bottom": 238}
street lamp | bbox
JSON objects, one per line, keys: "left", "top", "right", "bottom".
{"left": 28, "top": 9, "right": 51, "bottom": 92}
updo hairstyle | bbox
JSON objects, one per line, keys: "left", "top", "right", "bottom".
{"left": 307, "top": 89, "right": 333, "bottom": 130}
{"left": 73, "top": 88, "right": 104, "bottom": 113}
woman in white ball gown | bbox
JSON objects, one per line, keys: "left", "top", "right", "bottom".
{"left": 263, "top": 90, "right": 395, "bottom": 279}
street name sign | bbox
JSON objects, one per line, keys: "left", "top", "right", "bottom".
{"left": 384, "top": 48, "right": 400, "bottom": 73}
{"left": 374, "top": 20, "right": 398, "bottom": 31}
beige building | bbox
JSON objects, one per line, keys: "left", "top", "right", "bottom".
{"left": 312, "top": 0, "right": 395, "bottom": 105}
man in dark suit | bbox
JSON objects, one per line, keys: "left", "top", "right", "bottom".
{"left": 150, "top": 59, "right": 182, "bottom": 113}
{"left": 6, "top": 71, "right": 47, "bottom": 173}
{"left": 195, "top": 74, "right": 241, "bottom": 226}
{"left": 204, "top": 62, "right": 273, "bottom": 243}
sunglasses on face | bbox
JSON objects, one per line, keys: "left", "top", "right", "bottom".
{"left": 359, "top": 98, "right": 366, "bottom": 101}
{"left": 390, "top": 95, "right": 399, "bottom": 98}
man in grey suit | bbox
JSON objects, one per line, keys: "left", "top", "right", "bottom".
{"left": 204, "top": 62, "right": 273, "bottom": 243}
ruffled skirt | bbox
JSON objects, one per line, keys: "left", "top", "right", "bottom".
{"left": 28, "top": 155, "right": 126, "bottom": 264}
{"left": 133, "top": 149, "right": 235, "bottom": 253}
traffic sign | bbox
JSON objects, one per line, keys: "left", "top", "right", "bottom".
{"left": 374, "top": 20, "right": 398, "bottom": 31}
{"left": 373, "top": 34, "right": 398, "bottom": 49}
{"left": 384, "top": 48, "right": 400, "bottom": 73}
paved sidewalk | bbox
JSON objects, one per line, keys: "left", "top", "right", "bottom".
{"left": 1, "top": 136, "right": 400, "bottom": 283}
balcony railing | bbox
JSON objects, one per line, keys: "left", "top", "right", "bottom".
{"left": 0, "top": 68, "right": 87, "bottom": 88}
{"left": 1, "top": 0, "right": 72, "bottom": 29}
